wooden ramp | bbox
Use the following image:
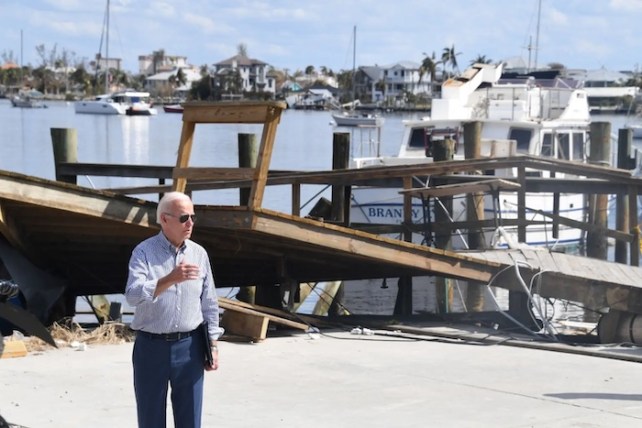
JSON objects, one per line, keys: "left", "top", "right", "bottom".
{"left": 464, "top": 248, "right": 642, "bottom": 314}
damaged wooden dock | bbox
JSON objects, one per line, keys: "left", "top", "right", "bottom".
{"left": 3, "top": 101, "right": 642, "bottom": 343}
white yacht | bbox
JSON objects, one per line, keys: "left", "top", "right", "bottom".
{"left": 350, "top": 62, "right": 594, "bottom": 250}
{"left": 74, "top": 90, "right": 157, "bottom": 116}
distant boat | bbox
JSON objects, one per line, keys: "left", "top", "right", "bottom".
{"left": 10, "top": 90, "right": 47, "bottom": 108}
{"left": 163, "top": 104, "right": 184, "bottom": 113}
{"left": 331, "top": 25, "right": 383, "bottom": 128}
{"left": 332, "top": 111, "right": 383, "bottom": 127}
{"left": 73, "top": 0, "right": 156, "bottom": 116}
{"left": 75, "top": 90, "right": 157, "bottom": 116}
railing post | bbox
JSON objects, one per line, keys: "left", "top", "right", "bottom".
{"left": 50, "top": 128, "right": 78, "bottom": 184}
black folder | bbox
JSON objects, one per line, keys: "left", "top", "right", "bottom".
{"left": 199, "top": 321, "right": 214, "bottom": 367}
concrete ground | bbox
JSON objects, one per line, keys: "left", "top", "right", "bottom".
{"left": 2, "top": 329, "right": 642, "bottom": 428}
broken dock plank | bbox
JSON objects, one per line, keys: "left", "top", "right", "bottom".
{"left": 218, "top": 297, "right": 309, "bottom": 331}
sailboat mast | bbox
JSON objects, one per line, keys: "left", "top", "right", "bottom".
{"left": 351, "top": 25, "right": 356, "bottom": 109}
{"left": 534, "top": 0, "right": 541, "bottom": 70}
{"left": 105, "top": 0, "right": 110, "bottom": 93}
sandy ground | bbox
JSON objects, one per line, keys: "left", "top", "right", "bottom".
{"left": 3, "top": 329, "right": 642, "bottom": 428}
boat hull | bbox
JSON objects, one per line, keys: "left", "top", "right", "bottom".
{"left": 74, "top": 100, "right": 125, "bottom": 115}
{"left": 332, "top": 113, "right": 383, "bottom": 127}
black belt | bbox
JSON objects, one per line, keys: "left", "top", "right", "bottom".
{"left": 137, "top": 328, "right": 199, "bottom": 341}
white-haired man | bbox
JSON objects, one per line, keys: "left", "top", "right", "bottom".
{"left": 125, "top": 191, "right": 223, "bottom": 428}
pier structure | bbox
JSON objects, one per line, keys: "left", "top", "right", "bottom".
{"left": 2, "top": 102, "right": 642, "bottom": 342}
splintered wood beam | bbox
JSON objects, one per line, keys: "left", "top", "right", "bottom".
{"left": 181, "top": 101, "right": 287, "bottom": 124}
{"left": 400, "top": 179, "right": 521, "bottom": 198}
{"left": 248, "top": 107, "right": 282, "bottom": 211}
{"left": 173, "top": 121, "right": 196, "bottom": 192}
{"left": 0, "top": 202, "right": 25, "bottom": 251}
{"left": 172, "top": 167, "right": 255, "bottom": 182}
{"left": 0, "top": 173, "right": 157, "bottom": 227}
{"left": 248, "top": 209, "right": 497, "bottom": 283}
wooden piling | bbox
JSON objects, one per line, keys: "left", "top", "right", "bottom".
{"left": 238, "top": 133, "right": 258, "bottom": 206}
{"left": 331, "top": 133, "right": 350, "bottom": 224}
{"left": 433, "top": 138, "right": 455, "bottom": 314}
{"left": 236, "top": 133, "right": 258, "bottom": 304}
{"left": 615, "top": 128, "right": 632, "bottom": 264}
{"left": 587, "top": 122, "right": 611, "bottom": 261}
{"left": 394, "top": 176, "right": 413, "bottom": 316}
{"left": 463, "top": 121, "right": 485, "bottom": 311}
{"left": 50, "top": 128, "right": 78, "bottom": 184}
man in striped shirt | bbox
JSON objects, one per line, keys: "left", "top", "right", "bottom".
{"left": 126, "top": 191, "right": 223, "bottom": 428}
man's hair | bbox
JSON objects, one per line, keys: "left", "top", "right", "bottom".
{"left": 157, "top": 192, "right": 191, "bottom": 223}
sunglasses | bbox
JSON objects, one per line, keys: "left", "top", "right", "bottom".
{"left": 164, "top": 213, "right": 196, "bottom": 223}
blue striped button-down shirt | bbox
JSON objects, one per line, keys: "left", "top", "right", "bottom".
{"left": 125, "top": 232, "right": 223, "bottom": 340}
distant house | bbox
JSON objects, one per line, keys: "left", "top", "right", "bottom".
{"left": 353, "top": 62, "right": 431, "bottom": 105}
{"left": 92, "top": 54, "right": 122, "bottom": 74}
{"left": 145, "top": 67, "right": 203, "bottom": 99}
{"left": 213, "top": 54, "right": 276, "bottom": 96}
{"left": 138, "top": 53, "right": 190, "bottom": 76}
{"left": 382, "top": 61, "right": 431, "bottom": 102}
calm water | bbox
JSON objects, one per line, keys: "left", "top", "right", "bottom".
{"left": 1, "top": 99, "right": 640, "bottom": 322}
{"left": 0, "top": 99, "right": 419, "bottom": 210}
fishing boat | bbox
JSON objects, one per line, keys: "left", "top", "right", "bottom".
{"left": 350, "top": 62, "right": 594, "bottom": 249}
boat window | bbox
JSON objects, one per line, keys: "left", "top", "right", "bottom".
{"left": 557, "top": 133, "right": 570, "bottom": 160}
{"left": 572, "top": 133, "right": 585, "bottom": 161}
{"left": 508, "top": 128, "right": 532, "bottom": 154}
{"left": 409, "top": 128, "right": 427, "bottom": 148}
{"left": 541, "top": 133, "right": 553, "bottom": 157}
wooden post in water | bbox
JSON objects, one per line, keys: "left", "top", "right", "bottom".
{"left": 331, "top": 133, "right": 350, "bottom": 224}
{"left": 236, "top": 133, "right": 258, "bottom": 304}
{"left": 615, "top": 128, "right": 632, "bottom": 264}
{"left": 50, "top": 128, "right": 78, "bottom": 184}
{"left": 238, "top": 133, "right": 258, "bottom": 206}
{"left": 433, "top": 138, "right": 455, "bottom": 313}
{"left": 587, "top": 122, "right": 611, "bottom": 262}
{"left": 463, "top": 121, "right": 485, "bottom": 311}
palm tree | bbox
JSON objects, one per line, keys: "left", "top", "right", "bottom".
{"left": 470, "top": 55, "right": 493, "bottom": 65}
{"left": 418, "top": 52, "right": 441, "bottom": 95}
{"left": 441, "top": 44, "right": 461, "bottom": 78}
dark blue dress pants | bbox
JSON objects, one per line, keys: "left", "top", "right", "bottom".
{"left": 133, "top": 332, "right": 205, "bottom": 428}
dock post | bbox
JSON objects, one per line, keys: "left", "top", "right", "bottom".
{"left": 236, "top": 133, "right": 258, "bottom": 304}
{"left": 238, "top": 133, "right": 258, "bottom": 206}
{"left": 615, "top": 128, "right": 632, "bottom": 264}
{"left": 331, "top": 133, "right": 350, "bottom": 225}
{"left": 464, "top": 121, "right": 485, "bottom": 311}
{"left": 587, "top": 122, "right": 611, "bottom": 262}
{"left": 394, "top": 176, "right": 413, "bottom": 316}
{"left": 50, "top": 128, "right": 78, "bottom": 184}
{"left": 433, "top": 138, "right": 455, "bottom": 314}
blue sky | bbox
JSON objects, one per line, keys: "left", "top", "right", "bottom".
{"left": 1, "top": 0, "right": 642, "bottom": 75}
